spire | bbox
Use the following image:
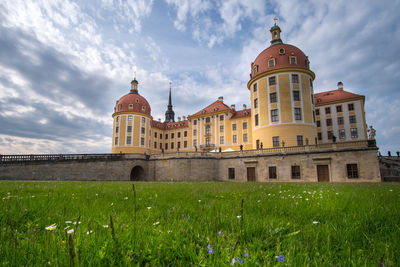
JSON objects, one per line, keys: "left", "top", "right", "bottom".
{"left": 164, "top": 82, "right": 175, "bottom": 123}
{"left": 130, "top": 72, "right": 139, "bottom": 94}
{"left": 270, "top": 17, "right": 282, "bottom": 45}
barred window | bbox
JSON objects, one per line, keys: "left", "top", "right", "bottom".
{"left": 269, "top": 76, "right": 276, "bottom": 85}
{"left": 295, "top": 108, "right": 302, "bottom": 120}
{"left": 347, "top": 164, "right": 358, "bottom": 178}
{"left": 272, "top": 136, "right": 280, "bottom": 147}
{"left": 292, "top": 74, "right": 299, "bottom": 83}
{"left": 269, "top": 166, "right": 277, "bottom": 179}
{"left": 228, "top": 168, "right": 235, "bottom": 179}
{"left": 271, "top": 109, "right": 278, "bottom": 122}
{"left": 126, "top": 136, "right": 131, "bottom": 144}
{"left": 291, "top": 166, "right": 301, "bottom": 179}
{"left": 270, "top": 92, "right": 277, "bottom": 103}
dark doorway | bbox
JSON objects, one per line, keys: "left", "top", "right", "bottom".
{"left": 317, "top": 165, "right": 330, "bottom": 182}
{"left": 247, "top": 167, "right": 256, "bottom": 182}
{"left": 130, "top": 166, "right": 145, "bottom": 181}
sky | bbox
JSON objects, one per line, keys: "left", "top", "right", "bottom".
{"left": 0, "top": 0, "right": 399, "bottom": 155}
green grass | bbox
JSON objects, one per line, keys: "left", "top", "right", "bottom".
{"left": 0, "top": 181, "right": 399, "bottom": 266}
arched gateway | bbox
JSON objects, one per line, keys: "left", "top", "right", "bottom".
{"left": 130, "top": 166, "right": 145, "bottom": 181}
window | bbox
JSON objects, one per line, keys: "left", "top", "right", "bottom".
{"left": 141, "top": 117, "right": 145, "bottom": 123}
{"left": 141, "top": 106, "right": 145, "bottom": 111}
{"left": 279, "top": 48, "right": 285, "bottom": 54}
{"left": 127, "top": 126, "right": 132, "bottom": 132}
{"left": 290, "top": 56, "right": 297, "bottom": 65}
{"left": 272, "top": 136, "right": 280, "bottom": 147}
{"left": 129, "top": 104, "right": 133, "bottom": 110}
{"left": 339, "top": 129, "right": 345, "bottom": 139}
{"left": 116, "top": 116, "right": 119, "bottom": 122}
{"left": 347, "top": 164, "right": 358, "bottom": 178}
{"left": 193, "top": 140, "right": 197, "bottom": 147}
{"left": 116, "top": 126, "right": 119, "bottom": 133}
{"left": 318, "top": 132, "right": 322, "bottom": 140}
{"left": 316, "top": 120, "right": 321, "bottom": 127}
{"left": 253, "top": 83, "right": 257, "bottom": 92}
{"left": 271, "top": 109, "right": 278, "bottom": 122}
{"left": 171, "top": 133, "right": 175, "bottom": 139}
{"left": 126, "top": 136, "right": 131, "bottom": 144}
{"left": 184, "top": 141, "right": 187, "bottom": 148}
{"left": 220, "top": 136, "right": 224, "bottom": 145}
{"left": 166, "top": 134, "right": 168, "bottom": 139}
{"left": 184, "top": 131, "right": 187, "bottom": 137}
{"left": 178, "top": 132, "right": 181, "bottom": 138}
{"left": 255, "top": 114, "right": 259, "bottom": 126}
{"left": 294, "top": 108, "right": 302, "bottom": 120}
{"left": 154, "top": 132, "right": 157, "bottom": 138}
{"left": 228, "top": 168, "right": 235, "bottom": 180}
{"left": 243, "top": 133, "right": 248, "bottom": 142}
{"left": 254, "top": 98, "right": 258, "bottom": 109}
{"left": 140, "top": 137, "right": 145, "bottom": 146}
{"left": 206, "top": 137, "right": 211, "bottom": 145}
{"left": 327, "top": 131, "right": 333, "bottom": 140}
{"left": 292, "top": 74, "right": 299, "bottom": 83}
{"left": 269, "top": 166, "right": 277, "bottom": 179}
{"left": 160, "top": 143, "right": 162, "bottom": 149}
{"left": 270, "top": 92, "right": 277, "bottom": 103}
{"left": 297, "top": 135, "right": 303, "bottom": 146}
{"left": 165, "top": 143, "right": 168, "bottom": 150}
{"left": 233, "top": 135, "right": 237, "bottom": 143}
{"left": 349, "top": 115, "right": 356, "bottom": 124}
{"left": 269, "top": 76, "right": 276, "bottom": 86}
{"left": 220, "top": 115, "right": 224, "bottom": 121}
{"left": 336, "top": 105, "right": 342, "bottom": 113}
{"left": 268, "top": 58, "right": 275, "bottom": 67}
{"left": 206, "top": 117, "right": 210, "bottom": 123}
{"left": 193, "top": 120, "right": 197, "bottom": 125}
{"left": 291, "top": 166, "right": 301, "bottom": 179}
{"left": 337, "top": 117, "right": 344, "bottom": 125}
{"left": 243, "top": 122, "right": 247, "bottom": 129}
{"left": 232, "top": 124, "right": 237, "bottom": 131}
{"left": 205, "top": 126, "right": 211, "bottom": 135}
{"left": 154, "top": 142, "right": 157, "bottom": 149}
{"left": 253, "top": 66, "right": 258, "bottom": 75}
{"left": 141, "top": 127, "right": 145, "bottom": 134}
{"left": 171, "top": 142, "right": 174, "bottom": 149}
{"left": 114, "top": 137, "right": 118, "bottom": 145}
{"left": 128, "top": 115, "right": 133, "bottom": 121}
{"left": 348, "top": 103, "right": 354, "bottom": 111}
{"left": 293, "top": 91, "right": 300, "bottom": 101}
{"left": 193, "top": 130, "right": 197, "bottom": 136}
{"left": 220, "top": 125, "right": 224, "bottom": 132}
{"left": 160, "top": 134, "right": 163, "bottom": 139}
{"left": 326, "top": 118, "right": 332, "bottom": 126}
{"left": 351, "top": 128, "right": 358, "bottom": 138}
{"left": 118, "top": 104, "right": 121, "bottom": 111}
{"left": 315, "top": 109, "right": 320, "bottom": 116}
{"left": 325, "top": 107, "right": 331, "bottom": 114}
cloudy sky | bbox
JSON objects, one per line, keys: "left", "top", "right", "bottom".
{"left": 0, "top": 0, "right": 399, "bottom": 154}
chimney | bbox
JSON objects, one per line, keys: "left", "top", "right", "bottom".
{"left": 337, "top": 81, "right": 343, "bottom": 91}
{"left": 178, "top": 116, "right": 181, "bottom": 121}
{"left": 183, "top": 116, "right": 186, "bottom": 120}
{"left": 231, "top": 104, "right": 235, "bottom": 110}
{"left": 243, "top": 104, "right": 247, "bottom": 110}
{"left": 218, "top": 96, "right": 223, "bottom": 102}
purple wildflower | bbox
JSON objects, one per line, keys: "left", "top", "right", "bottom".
{"left": 237, "top": 257, "right": 242, "bottom": 263}
{"left": 244, "top": 253, "right": 248, "bottom": 258}
{"left": 218, "top": 231, "right": 222, "bottom": 236}
{"left": 231, "top": 258, "right": 236, "bottom": 265}
{"left": 278, "top": 255, "right": 284, "bottom": 262}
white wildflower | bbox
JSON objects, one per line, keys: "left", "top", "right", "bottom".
{"left": 237, "top": 215, "right": 241, "bottom": 219}
{"left": 124, "top": 197, "right": 128, "bottom": 200}
{"left": 153, "top": 221, "right": 160, "bottom": 226}
{"left": 103, "top": 225, "right": 109, "bottom": 228}
{"left": 67, "top": 229, "right": 74, "bottom": 234}
{"left": 312, "top": 221, "right": 319, "bottom": 224}
{"left": 147, "top": 207, "right": 152, "bottom": 210}
{"left": 87, "top": 230, "right": 93, "bottom": 235}
{"left": 65, "top": 221, "right": 72, "bottom": 224}
{"left": 45, "top": 224, "right": 56, "bottom": 231}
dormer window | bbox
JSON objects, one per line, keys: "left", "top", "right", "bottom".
{"left": 290, "top": 56, "right": 297, "bottom": 65}
{"left": 253, "top": 65, "right": 258, "bottom": 75}
{"left": 129, "top": 104, "right": 133, "bottom": 110}
{"left": 118, "top": 104, "right": 122, "bottom": 111}
{"left": 202, "top": 110, "right": 206, "bottom": 114}
{"left": 269, "top": 58, "right": 275, "bottom": 67}
{"left": 142, "top": 106, "right": 145, "bottom": 111}
{"left": 279, "top": 48, "right": 285, "bottom": 55}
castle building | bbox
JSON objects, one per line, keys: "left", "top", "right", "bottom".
{"left": 112, "top": 22, "right": 367, "bottom": 155}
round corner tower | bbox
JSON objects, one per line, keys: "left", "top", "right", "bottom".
{"left": 247, "top": 21, "right": 318, "bottom": 149}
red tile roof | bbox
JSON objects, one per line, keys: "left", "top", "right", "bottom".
{"left": 191, "top": 100, "right": 232, "bottom": 117}
{"left": 114, "top": 92, "right": 151, "bottom": 115}
{"left": 151, "top": 120, "right": 189, "bottom": 130}
{"left": 231, "top": 109, "right": 251, "bottom": 119}
{"left": 314, "top": 89, "right": 363, "bottom": 105}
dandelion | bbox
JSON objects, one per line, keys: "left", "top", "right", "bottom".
{"left": 45, "top": 224, "right": 57, "bottom": 231}
{"left": 313, "top": 221, "right": 319, "bottom": 224}
{"left": 278, "top": 255, "right": 284, "bottom": 262}
{"left": 153, "top": 221, "right": 160, "bottom": 226}
{"left": 231, "top": 258, "right": 236, "bottom": 265}
{"left": 87, "top": 230, "right": 93, "bottom": 235}
{"left": 67, "top": 229, "right": 74, "bottom": 235}
{"left": 237, "top": 257, "right": 242, "bottom": 263}
{"left": 103, "top": 225, "right": 109, "bottom": 228}
{"left": 147, "top": 206, "right": 152, "bottom": 210}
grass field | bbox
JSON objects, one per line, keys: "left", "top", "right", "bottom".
{"left": 0, "top": 181, "right": 399, "bottom": 266}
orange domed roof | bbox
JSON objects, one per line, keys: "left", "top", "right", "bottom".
{"left": 114, "top": 92, "right": 151, "bottom": 116}
{"left": 251, "top": 43, "right": 309, "bottom": 79}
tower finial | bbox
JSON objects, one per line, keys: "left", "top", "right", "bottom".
{"left": 134, "top": 71, "right": 136, "bottom": 79}
{"left": 273, "top": 17, "right": 278, "bottom": 25}
{"left": 165, "top": 81, "right": 175, "bottom": 123}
